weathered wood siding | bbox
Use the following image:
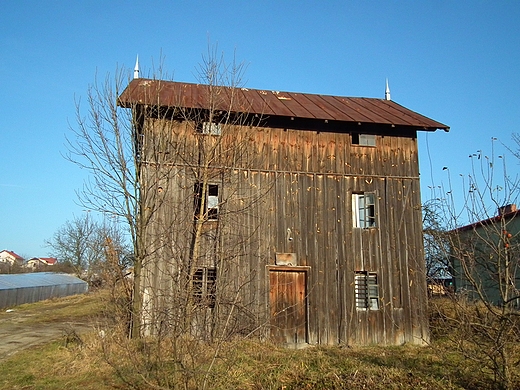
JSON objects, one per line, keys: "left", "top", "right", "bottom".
{"left": 138, "top": 117, "right": 429, "bottom": 345}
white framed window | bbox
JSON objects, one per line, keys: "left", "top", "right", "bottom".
{"left": 194, "top": 183, "right": 219, "bottom": 220}
{"left": 352, "top": 192, "right": 377, "bottom": 228}
{"left": 352, "top": 133, "right": 376, "bottom": 146}
{"left": 197, "top": 121, "right": 222, "bottom": 135}
{"left": 355, "top": 271, "right": 379, "bottom": 310}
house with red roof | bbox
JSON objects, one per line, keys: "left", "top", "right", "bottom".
{"left": 26, "top": 257, "right": 58, "bottom": 270}
{"left": 0, "top": 250, "right": 24, "bottom": 266}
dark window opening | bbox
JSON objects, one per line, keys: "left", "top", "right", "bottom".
{"left": 194, "top": 183, "right": 219, "bottom": 220}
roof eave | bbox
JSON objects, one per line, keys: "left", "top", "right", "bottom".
{"left": 117, "top": 79, "right": 450, "bottom": 132}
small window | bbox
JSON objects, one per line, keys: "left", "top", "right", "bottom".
{"left": 355, "top": 271, "right": 379, "bottom": 310}
{"left": 352, "top": 193, "right": 377, "bottom": 228}
{"left": 192, "top": 267, "right": 217, "bottom": 308}
{"left": 194, "top": 183, "right": 219, "bottom": 220}
{"left": 352, "top": 133, "right": 376, "bottom": 146}
{"left": 196, "top": 121, "right": 222, "bottom": 135}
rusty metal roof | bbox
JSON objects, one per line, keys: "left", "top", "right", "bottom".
{"left": 118, "top": 78, "right": 449, "bottom": 131}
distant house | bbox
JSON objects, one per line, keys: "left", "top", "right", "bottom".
{"left": 0, "top": 250, "right": 24, "bottom": 266}
{"left": 26, "top": 257, "right": 58, "bottom": 270}
{"left": 118, "top": 77, "right": 448, "bottom": 346}
{"left": 451, "top": 204, "right": 520, "bottom": 308}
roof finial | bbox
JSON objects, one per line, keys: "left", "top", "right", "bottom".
{"left": 385, "top": 78, "right": 391, "bottom": 101}
{"left": 134, "top": 55, "right": 140, "bottom": 79}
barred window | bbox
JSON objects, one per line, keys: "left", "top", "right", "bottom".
{"left": 193, "top": 267, "right": 217, "bottom": 308}
{"left": 196, "top": 121, "right": 222, "bottom": 135}
{"left": 355, "top": 271, "right": 379, "bottom": 310}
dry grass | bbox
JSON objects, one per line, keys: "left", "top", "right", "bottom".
{"left": 0, "top": 291, "right": 519, "bottom": 389}
{"left": 0, "top": 287, "right": 108, "bottom": 324}
{"left": 0, "top": 335, "right": 469, "bottom": 390}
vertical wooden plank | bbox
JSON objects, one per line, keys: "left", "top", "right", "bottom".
{"left": 301, "top": 131, "right": 312, "bottom": 173}
{"left": 290, "top": 129, "right": 303, "bottom": 172}
{"left": 296, "top": 270, "right": 307, "bottom": 343}
{"left": 259, "top": 171, "right": 272, "bottom": 336}
{"left": 325, "top": 134, "right": 337, "bottom": 174}
{"left": 333, "top": 132, "right": 343, "bottom": 175}
{"left": 337, "top": 176, "right": 349, "bottom": 343}
{"left": 261, "top": 128, "right": 272, "bottom": 172}
{"left": 278, "top": 130, "right": 292, "bottom": 171}
{"left": 326, "top": 174, "right": 340, "bottom": 344}
{"left": 399, "top": 179, "right": 414, "bottom": 340}
{"left": 387, "top": 177, "right": 404, "bottom": 343}
{"left": 305, "top": 173, "right": 318, "bottom": 343}
{"left": 269, "top": 271, "right": 280, "bottom": 342}
{"left": 316, "top": 133, "right": 326, "bottom": 172}
{"left": 314, "top": 173, "right": 327, "bottom": 343}
{"left": 288, "top": 173, "right": 298, "bottom": 255}
{"left": 270, "top": 128, "right": 280, "bottom": 171}
{"left": 287, "top": 271, "right": 297, "bottom": 342}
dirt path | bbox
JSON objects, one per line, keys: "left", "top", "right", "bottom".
{"left": 0, "top": 311, "right": 92, "bottom": 360}
{"left": 0, "top": 293, "right": 103, "bottom": 360}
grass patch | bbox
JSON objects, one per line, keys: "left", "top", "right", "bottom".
{"left": 0, "top": 292, "right": 518, "bottom": 389}
{"left": 0, "top": 337, "right": 470, "bottom": 390}
{"left": 0, "top": 288, "right": 107, "bottom": 325}
{"left": 0, "top": 340, "right": 118, "bottom": 390}
{"left": 204, "top": 342, "right": 464, "bottom": 389}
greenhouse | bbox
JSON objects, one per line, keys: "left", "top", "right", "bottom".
{"left": 0, "top": 272, "right": 88, "bottom": 309}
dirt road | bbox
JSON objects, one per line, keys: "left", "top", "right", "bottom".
{"left": 0, "top": 311, "right": 91, "bottom": 359}
{"left": 0, "top": 292, "right": 102, "bottom": 360}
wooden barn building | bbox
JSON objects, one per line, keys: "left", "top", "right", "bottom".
{"left": 118, "top": 77, "right": 449, "bottom": 346}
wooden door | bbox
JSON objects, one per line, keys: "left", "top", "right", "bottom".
{"left": 269, "top": 268, "right": 307, "bottom": 344}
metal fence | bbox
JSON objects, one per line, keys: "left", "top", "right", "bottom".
{"left": 0, "top": 272, "right": 88, "bottom": 309}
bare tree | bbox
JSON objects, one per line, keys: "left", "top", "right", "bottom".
{"left": 66, "top": 66, "right": 144, "bottom": 336}
{"left": 124, "top": 48, "right": 273, "bottom": 348}
{"left": 46, "top": 214, "right": 104, "bottom": 278}
{"left": 46, "top": 214, "right": 130, "bottom": 280}
{"left": 67, "top": 48, "right": 272, "bottom": 387}
{"left": 427, "top": 140, "right": 520, "bottom": 390}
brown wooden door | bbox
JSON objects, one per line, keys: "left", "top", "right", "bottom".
{"left": 269, "top": 268, "right": 307, "bottom": 344}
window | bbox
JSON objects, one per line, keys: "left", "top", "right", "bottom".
{"left": 196, "top": 121, "right": 222, "bottom": 135}
{"left": 194, "top": 183, "right": 219, "bottom": 220}
{"left": 192, "top": 267, "right": 217, "bottom": 308}
{"left": 355, "top": 271, "right": 379, "bottom": 310}
{"left": 352, "top": 133, "right": 376, "bottom": 146}
{"left": 352, "top": 193, "right": 377, "bottom": 228}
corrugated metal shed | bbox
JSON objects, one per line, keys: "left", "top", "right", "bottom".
{"left": 0, "top": 272, "right": 88, "bottom": 309}
{"left": 118, "top": 78, "right": 449, "bottom": 132}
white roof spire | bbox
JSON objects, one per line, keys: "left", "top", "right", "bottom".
{"left": 385, "top": 78, "right": 391, "bottom": 101}
{"left": 134, "top": 55, "right": 140, "bottom": 79}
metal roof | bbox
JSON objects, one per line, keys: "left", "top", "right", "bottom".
{"left": 118, "top": 78, "right": 449, "bottom": 132}
{"left": 454, "top": 207, "right": 519, "bottom": 232}
{"left": 0, "top": 272, "right": 87, "bottom": 290}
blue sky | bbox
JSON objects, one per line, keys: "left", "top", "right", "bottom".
{"left": 1, "top": 1, "right": 519, "bottom": 257}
